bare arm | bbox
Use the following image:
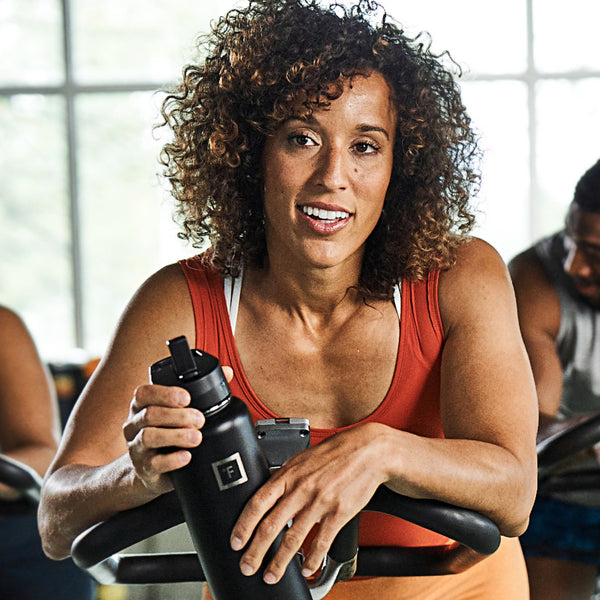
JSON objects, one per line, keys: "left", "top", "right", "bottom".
{"left": 38, "top": 264, "right": 202, "bottom": 559}
{"left": 229, "top": 238, "right": 538, "bottom": 584}
{"left": 0, "top": 306, "right": 60, "bottom": 499}
{"left": 508, "top": 247, "right": 564, "bottom": 424}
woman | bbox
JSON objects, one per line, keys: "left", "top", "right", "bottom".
{"left": 39, "top": 1, "right": 538, "bottom": 598}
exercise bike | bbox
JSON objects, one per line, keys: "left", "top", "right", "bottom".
{"left": 70, "top": 418, "right": 503, "bottom": 600}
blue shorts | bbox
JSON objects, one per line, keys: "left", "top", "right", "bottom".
{"left": 0, "top": 513, "right": 95, "bottom": 600}
{"left": 520, "top": 495, "right": 600, "bottom": 566}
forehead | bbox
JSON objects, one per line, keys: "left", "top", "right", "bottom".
{"left": 566, "top": 204, "right": 600, "bottom": 240}
{"left": 294, "top": 71, "right": 397, "bottom": 126}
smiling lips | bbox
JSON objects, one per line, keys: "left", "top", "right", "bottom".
{"left": 298, "top": 204, "right": 352, "bottom": 234}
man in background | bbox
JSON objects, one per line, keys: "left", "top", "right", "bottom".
{"left": 509, "top": 159, "right": 600, "bottom": 599}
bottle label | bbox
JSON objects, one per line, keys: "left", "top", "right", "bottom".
{"left": 211, "top": 452, "right": 249, "bottom": 491}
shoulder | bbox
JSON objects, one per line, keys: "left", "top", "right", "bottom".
{"left": 508, "top": 244, "right": 561, "bottom": 335}
{"left": 124, "top": 262, "right": 189, "bottom": 319}
{"left": 439, "top": 237, "right": 510, "bottom": 303}
{"left": 0, "top": 305, "right": 27, "bottom": 333}
{"left": 105, "top": 262, "right": 196, "bottom": 360}
{"left": 437, "top": 238, "right": 517, "bottom": 336}
{"left": 508, "top": 245, "right": 554, "bottom": 293}
{"left": 0, "top": 306, "right": 37, "bottom": 358}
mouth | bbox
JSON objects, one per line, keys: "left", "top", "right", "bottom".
{"left": 299, "top": 205, "right": 352, "bottom": 222}
{"left": 573, "top": 277, "right": 600, "bottom": 298}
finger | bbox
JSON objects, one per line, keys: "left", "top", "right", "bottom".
{"left": 145, "top": 448, "right": 193, "bottom": 475}
{"left": 123, "top": 405, "right": 204, "bottom": 441}
{"left": 222, "top": 365, "right": 234, "bottom": 382}
{"left": 299, "top": 515, "right": 346, "bottom": 576}
{"left": 236, "top": 490, "right": 316, "bottom": 583}
{"left": 258, "top": 512, "right": 319, "bottom": 584}
{"left": 134, "top": 424, "right": 202, "bottom": 451}
{"left": 131, "top": 384, "right": 191, "bottom": 412}
{"left": 129, "top": 446, "right": 191, "bottom": 493}
{"left": 230, "top": 479, "right": 285, "bottom": 552}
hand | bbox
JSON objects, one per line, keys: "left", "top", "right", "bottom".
{"left": 122, "top": 366, "right": 234, "bottom": 495}
{"left": 122, "top": 383, "right": 205, "bottom": 496}
{"left": 230, "top": 422, "right": 387, "bottom": 584}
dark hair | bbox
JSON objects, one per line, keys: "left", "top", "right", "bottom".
{"left": 573, "top": 159, "right": 600, "bottom": 213}
{"left": 159, "top": 0, "right": 481, "bottom": 298}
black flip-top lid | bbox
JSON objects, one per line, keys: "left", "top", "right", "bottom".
{"left": 166, "top": 336, "right": 231, "bottom": 412}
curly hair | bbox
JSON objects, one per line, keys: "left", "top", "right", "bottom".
{"left": 159, "top": 0, "right": 481, "bottom": 298}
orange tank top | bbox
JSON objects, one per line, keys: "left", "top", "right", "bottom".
{"left": 179, "top": 256, "right": 447, "bottom": 548}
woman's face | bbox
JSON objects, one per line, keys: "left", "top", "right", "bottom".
{"left": 261, "top": 71, "right": 397, "bottom": 273}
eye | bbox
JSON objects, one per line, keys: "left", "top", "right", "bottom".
{"left": 353, "top": 140, "right": 380, "bottom": 154}
{"left": 289, "top": 134, "right": 317, "bottom": 147}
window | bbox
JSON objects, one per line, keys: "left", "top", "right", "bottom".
{"left": 2, "top": 0, "right": 599, "bottom": 360}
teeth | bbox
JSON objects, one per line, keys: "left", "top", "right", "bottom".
{"left": 301, "top": 206, "right": 350, "bottom": 220}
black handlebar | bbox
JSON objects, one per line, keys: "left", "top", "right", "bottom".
{"left": 0, "top": 454, "right": 43, "bottom": 515}
{"left": 71, "top": 484, "right": 501, "bottom": 588}
{"left": 537, "top": 412, "right": 600, "bottom": 475}
{"left": 536, "top": 412, "right": 600, "bottom": 497}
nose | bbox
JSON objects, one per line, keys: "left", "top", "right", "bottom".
{"left": 314, "top": 145, "right": 348, "bottom": 191}
{"left": 564, "top": 245, "right": 592, "bottom": 279}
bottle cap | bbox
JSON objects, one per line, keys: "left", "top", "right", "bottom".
{"left": 167, "top": 336, "right": 231, "bottom": 412}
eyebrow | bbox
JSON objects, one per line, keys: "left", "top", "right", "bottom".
{"left": 356, "top": 124, "right": 390, "bottom": 140}
{"left": 286, "top": 116, "right": 391, "bottom": 141}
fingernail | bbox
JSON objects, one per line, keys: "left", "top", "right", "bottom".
{"left": 301, "top": 567, "right": 312, "bottom": 578}
{"left": 231, "top": 536, "right": 242, "bottom": 551}
{"left": 240, "top": 562, "right": 254, "bottom": 576}
{"left": 264, "top": 572, "right": 277, "bottom": 584}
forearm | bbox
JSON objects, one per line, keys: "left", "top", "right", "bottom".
{"left": 0, "top": 443, "right": 57, "bottom": 500}
{"left": 376, "top": 424, "right": 536, "bottom": 537}
{"left": 3, "top": 443, "right": 57, "bottom": 477}
{"left": 39, "top": 453, "right": 159, "bottom": 560}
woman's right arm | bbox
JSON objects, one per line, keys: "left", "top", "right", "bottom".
{"left": 39, "top": 263, "right": 202, "bottom": 560}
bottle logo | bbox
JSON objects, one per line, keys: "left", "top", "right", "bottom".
{"left": 212, "top": 452, "right": 249, "bottom": 491}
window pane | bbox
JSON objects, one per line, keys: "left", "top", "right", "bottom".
{"left": 0, "top": 95, "right": 72, "bottom": 359}
{"left": 0, "top": 0, "right": 63, "bottom": 85}
{"left": 384, "top": 0, "right": 527, "bottom": 75}
{"left": 76, "top": 91, "right": 189, "bottom": 355}
{"left": 535, "top": 78, "right": 600, "bottom": 237}
{"left": 71, "top": 0, "right": 236, "bottom": 85}
{"left": 460, "top": 81, "right": 530, "bottom": 262}
{"left": 534, "top": 0, "right": 600, "bottom": 72}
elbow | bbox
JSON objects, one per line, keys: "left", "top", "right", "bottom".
{"left": 38, "top": 510, "right": 72, "bottom": 561}
{"left": 497, "top": 462, "right": 538, "bottom": 538}
{"left": 38, "top": 489, "right": 74, "bottom": 561}
{"left": 499, "top": 514, "right": 531, "bottom": 538}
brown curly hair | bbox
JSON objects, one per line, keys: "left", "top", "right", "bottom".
{"left": 159, "top": 0, "right": 481, "bottom": 298}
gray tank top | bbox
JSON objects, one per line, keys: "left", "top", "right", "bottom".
{"left": 536, "top": 232, "right": 600, "bottom": 417}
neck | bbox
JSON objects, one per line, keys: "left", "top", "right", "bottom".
{"left": 245, "top": 258, "right": 364, "bottom": 321}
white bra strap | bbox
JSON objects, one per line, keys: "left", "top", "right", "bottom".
{"left": 393, "top": 282, "right": 402, "bottom": 320}
{"left": 223, "top": 270, "right": 243, "bottom": 335}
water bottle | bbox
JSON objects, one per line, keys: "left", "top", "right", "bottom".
{"left": 150, "top": 336, "right": 311, "bottom": 600}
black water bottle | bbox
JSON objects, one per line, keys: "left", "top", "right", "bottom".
{"left": 150, "top": 336, "right": 311, "bottom": 600}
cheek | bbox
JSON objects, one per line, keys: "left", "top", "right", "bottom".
{"left": 360, "top": 168, "right": 391, "bottom": 212}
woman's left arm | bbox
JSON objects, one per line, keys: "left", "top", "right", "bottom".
{"left": 230, "top": 238, "right": 538, "bottom": 583}
{"left": 382, "top": 237, "right": 538, "bottom": 534}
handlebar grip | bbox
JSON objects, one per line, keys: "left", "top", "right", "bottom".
{"left": 0, "top": 454, "right": 43, "bottom": 514}
{"left": 537, "top": 412, "right": 600, "bottom": 475}
{"left": 73, "top": 492, "right": 184, "bottom": 570}
{"left": 365, "top": 486, "right": 500, "bottom": 556}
